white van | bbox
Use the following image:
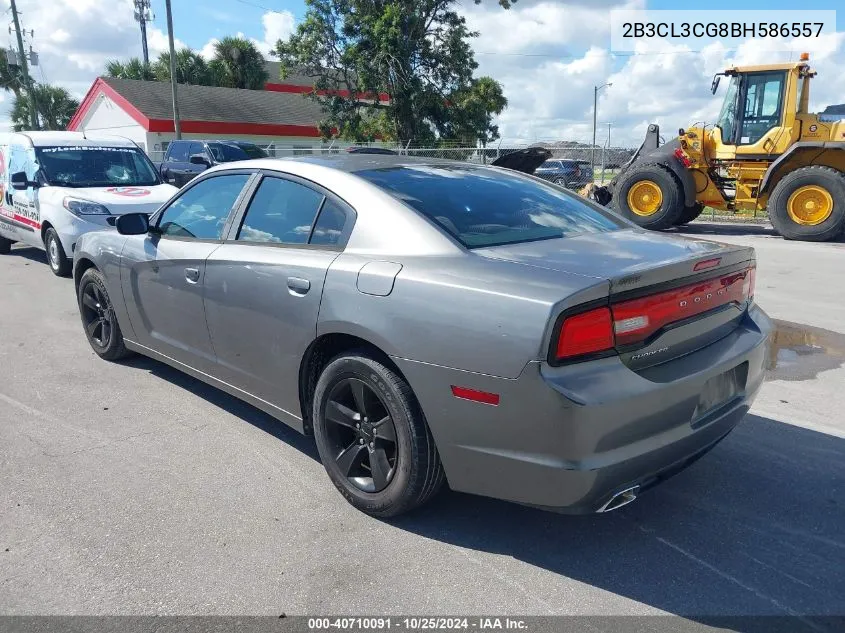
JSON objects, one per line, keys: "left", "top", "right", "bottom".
{"left": 0, "top": 132, "right": 178, "bottom": 276}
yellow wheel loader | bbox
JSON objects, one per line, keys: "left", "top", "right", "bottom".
{"left": 592, "top": 54, "right": 845, "bottom": 241}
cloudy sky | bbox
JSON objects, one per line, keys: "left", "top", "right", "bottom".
{"left": 0, "top": 0, "right": 843, "bottom": 146}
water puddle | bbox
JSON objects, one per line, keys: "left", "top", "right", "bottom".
{"left": 766, "top": 319, "right": 845, "bottom": 382}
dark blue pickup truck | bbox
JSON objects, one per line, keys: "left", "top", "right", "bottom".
{"left": 156, "top": 139, "right": 269, "bottom": 187}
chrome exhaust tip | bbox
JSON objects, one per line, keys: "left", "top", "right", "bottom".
{"left": 597, "top": 485, "right": 639, "bottom": 513}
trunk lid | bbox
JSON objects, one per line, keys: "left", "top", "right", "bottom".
{"left": 475, "top": 228, "right": 753, "bottom": 292}
{"left": 476, "top": 229, "right": 756, "bottom": 369}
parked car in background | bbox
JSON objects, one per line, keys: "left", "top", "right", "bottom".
{"left": 73, "top": 155, "right": 769, "bottom": 518}
{"left": 0, "top": 131, "right": 177, "bottom": 276}
{"left": 534, "top": 159, "right": 593, "bottom": 189}
{"left": 156, "top": 139, "right": 269, "bottom": 187}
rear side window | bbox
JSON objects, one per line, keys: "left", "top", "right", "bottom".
{"left": 310, "top": 199, "right": 347, "bottom": 246}
{"left": 357, "top": 164, "right": 622, "bottom": 248}
{"left": 236, "top": 176, "right": 324, "bottom": 244}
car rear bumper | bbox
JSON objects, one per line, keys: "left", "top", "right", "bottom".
{"left": 393, "top": 304, "right": 772, "bottom": 513}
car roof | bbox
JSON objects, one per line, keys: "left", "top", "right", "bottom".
{"left": 221, "top": 154, "right": 482, "bottom": 174}
{"left": 12, "top": 131, "right": 138, "bottom": 148}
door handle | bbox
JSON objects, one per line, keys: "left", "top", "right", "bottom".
{"left": 185, "top": 267, "right": 200, "bottom": 284}
{"left": 287, "top": 276, "right": 311, "bottom": 295}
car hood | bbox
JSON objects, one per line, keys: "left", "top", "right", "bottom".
{"left": 474, "top": 228, "right": 755, "bottom": 294}
{"left": 491, "top": 147, "right": 552, "bottom": 175}
{"left": 50, "top": 183, "right": 178, "bottom": 215}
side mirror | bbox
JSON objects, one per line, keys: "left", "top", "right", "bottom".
{"left": 189, "top": 153, "right": 210, "bottom": 166}
{"left": 10, "top": 171, "right": 35, "bottom": 190}
{"left": 710, "top": 74, "right": 721, "bottom": 94}
{"left": 115, "top": 212, "right": 150, "bottom": 236}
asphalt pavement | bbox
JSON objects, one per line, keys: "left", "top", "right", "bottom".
{"left": 1, "top": 224, "right": 843, "bottom": 620}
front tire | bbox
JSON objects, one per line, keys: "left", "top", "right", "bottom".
{"left": 77, "top": 268, "right": 132, "bottom": 361}
{"left": 313, "top": 352, "right": 445, "bottom": 517}
{"left": 0, "top": 235, "right": 12, "bottom": 255}
{"left": 44, "top": 228, "right": 71, "bottom": 276}
{"left": 768, "top": 166, "right": 845, "bottom": 241}
{"left": 613, "top": 163, "right": 684, "bottom": 230}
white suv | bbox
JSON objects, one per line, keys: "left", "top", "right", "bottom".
{"left": 0, "top": 132, "right": 178, "bottom": 276}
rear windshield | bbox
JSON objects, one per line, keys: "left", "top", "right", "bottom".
{"left": 356, "top": 164, "right": 622, "bottom": 248}
{"left": 208, "top": 143, "right": 268, "bottom": 162}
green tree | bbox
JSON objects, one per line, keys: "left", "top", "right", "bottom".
{"left": 11, "top": 83, "right": 80, "bottom": 131}
{"left": 209, "top": 37, "right": 268, "bottom": 89}
{"left": 152, "top": 48, "right": 213, "bottom": 85}
{"left": 105, "top": 57, "right": 155, "bottom": 81}
{"left": 0, "top": 49, "right": 24, "bottom": 98}
{"left": 273, "top": 0, "right": 513, "bottom": 143}
{"left": 444, "top": 76, "right": 507, "bottom": 145}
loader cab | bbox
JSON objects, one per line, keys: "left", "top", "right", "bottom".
{"left": 711, "top": 62, "right": 808, "bottom": 159}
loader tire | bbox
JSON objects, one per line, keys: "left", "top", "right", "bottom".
{"left": 768, "top": 166, "right": 845, "bottom": 242}
{"left": 674, "top": 203, "right": 705, "bottom": 226}
{"left": 613, "top": 163, "right": 684, "bottom": 230}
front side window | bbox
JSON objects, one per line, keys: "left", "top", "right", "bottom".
{"left": 167, "top": 143, "right": 190, "bottom": 162}
{"left": 357, "top": 165, "right": 622, "bottom": 249}
{"left": 35, "top": 146, "right": 160, "bottom": 188}
{"left": 157, "top": 174, "right": 250, "bottom": 239}
{"left": 236, "top": 177, "right": 324, "bottom": 244}
{"left": 739, "top": 71, "right": 785, "bottom": 145}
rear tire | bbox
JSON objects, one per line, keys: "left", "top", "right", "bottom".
{"left": 768, "top": 166, "right": 845, "bottom": 242}
{"left": 77, "top": 268, "right": 132, "bottom": 361}
{"left": 313, "top": 352, "right": 445, "bottom": 517}
{"left": 674, "top": 202, "right": 705, "bottom": 226}
{"left": 0, "top": 235, "right": 12, "bottom": 254}
{"left": 613, "top": 163, "right": 684, "bottom": 230}
{"left": 44, "top": 228, "right": 71, "bottom": 276}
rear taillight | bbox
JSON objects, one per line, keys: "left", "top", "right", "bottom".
{"left": 553, "top": 266, "right": 755, "bottom": 361}
{"left": 555, "top": 306, "right": 614, "bottom": 360}
{"left": 611, "top": 266, "right": 755, "bottom": 347}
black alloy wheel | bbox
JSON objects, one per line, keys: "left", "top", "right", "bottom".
{"left": 80, "top": 282, "right": 113, "bottom": 348}
{"left": 323, "top": 377, "right": 398, "bottom": 493}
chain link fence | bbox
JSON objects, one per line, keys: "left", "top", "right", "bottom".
{"left": 146, "top": 141, "right": 638, "bottom": 191}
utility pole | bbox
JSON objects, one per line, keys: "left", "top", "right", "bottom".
{"left": 164, "top": 0, "right": 181, "bottom": 139}
{"left": 133, "top": 0, "right": 153, "bottom": 65}
{"left": 9, "top": 0, "right": 38, "bottom": 129}
{"left": 591, "top": 83, "right": 611, "bottom": 179}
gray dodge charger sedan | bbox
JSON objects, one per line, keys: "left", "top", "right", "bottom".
{"left": 72, "top": 156, "right": 772, "bottom": 517}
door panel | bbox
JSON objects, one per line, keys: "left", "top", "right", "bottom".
{"left": 121, "top": 236, "right": 222, "bottom": 371}
{"left": 120, "top": 172, "right": 253, "bottom": 371}
{"left": 202, "top": 173, "right": 351, "bottom": 416}
{"left": 203, "top": 245, "right": 339, "bottom": 415}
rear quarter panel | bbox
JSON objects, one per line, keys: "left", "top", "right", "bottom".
{"left": 318, "top": 252, "right": 609, "bottom": 379}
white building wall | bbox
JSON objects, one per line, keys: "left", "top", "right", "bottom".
{"left": 75, "top": 94, "right": 148, "bottom": 149}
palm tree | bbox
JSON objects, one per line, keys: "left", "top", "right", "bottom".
{"left": 151, "top": 48, "right": 213, "bottom": 85}
{"left": 105, "top": 58, "right": 155, "bottom": 81}
{"left": 11, "top": 84, "right": 80, "bottom": 131}
{"left": 209, "top": 37, "right": 268, "bottom": 89}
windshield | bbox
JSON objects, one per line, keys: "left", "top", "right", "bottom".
{"left": 357, "top": 164, "right": 622, "bottom": 249}
{"left": 35, "top": 146, "right": 160, "bottom": 188}
{"left": 207, "top": 143, "right": 268, "bottom": 162}
{"left": 715, "top": 76, "right": 740, "bottom": 144}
